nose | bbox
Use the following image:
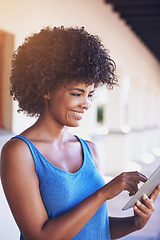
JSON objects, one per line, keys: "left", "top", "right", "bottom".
{"left": 81, "top": 97, "right": 91, "bottom": 110}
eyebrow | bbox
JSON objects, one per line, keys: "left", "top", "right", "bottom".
{"left": 69, "top": 88, "right": 95, "bottom": 94}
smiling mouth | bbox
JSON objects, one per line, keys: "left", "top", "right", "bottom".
{"left": 70, "top": 110, "right": 84, "bottom": 119}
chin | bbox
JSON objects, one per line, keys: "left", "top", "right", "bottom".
{"left": 67, "top": 121, "right": 81, "bottom": 128}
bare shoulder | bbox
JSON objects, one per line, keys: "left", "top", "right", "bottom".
{"left": 1, "top": 137, "right": 34, "bottom": 168}
{"left": 85, "top": 140, "right": 101, "bottom": 171}
{"left": 1, "top": 137, "right": 27, "bottom": 155}
{"left": 1, "top": 137, "right": 35, "bottom": 185}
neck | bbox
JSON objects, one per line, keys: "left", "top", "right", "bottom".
{"left": 23, "top": 113, "right": 70, "bottom": 145}
{"left": 36, "top": 114, "right": 67, "bottom": 139}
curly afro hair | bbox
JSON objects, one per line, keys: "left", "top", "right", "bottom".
{"left": 10, "top": 26, "right": 118, "bottom": 116}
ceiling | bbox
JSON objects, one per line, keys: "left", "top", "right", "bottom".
{"left": 105, "top": 0, "right": 160, "bottom": 62}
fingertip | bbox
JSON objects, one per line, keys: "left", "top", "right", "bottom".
{"left": 133, "top": 205, "right": 137, "bottom": 210}
{"left": 134, "top": 205, "right": 138, "bottom": 212}
{"left": 136, "top": 200, "right": 141, "bottom": 206}
{"left": 141, "top": 177, "right": 148, "bottom": 183}
{"left": 143, "top": 194, "right": 148, "bottom": 200}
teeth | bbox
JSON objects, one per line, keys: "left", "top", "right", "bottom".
{"left": 71, "top": 111, "right": 83, "bottom": 117}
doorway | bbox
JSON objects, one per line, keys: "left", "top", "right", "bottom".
{"left": 0, "top": 30, "right": 14, "bottom": 130}
{"left": 0, "top": 32, "right": 5, "bottom": 128}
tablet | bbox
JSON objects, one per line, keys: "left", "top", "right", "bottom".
{"left": 122, "top": 165, "right": 160, "bottom": 210}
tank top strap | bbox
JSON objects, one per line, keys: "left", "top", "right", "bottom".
{"left": 11, "top": 135, "right": 40, "bottom": 163}
{"left": 12, "top": 135, "right": 95, "bottom": 174}
{"left": 75, "top": 135, "right": 93, "bottom": 161}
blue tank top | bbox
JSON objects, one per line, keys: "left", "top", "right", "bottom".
{"left": 13, "top": 135, "right": 111, "bottom": 240}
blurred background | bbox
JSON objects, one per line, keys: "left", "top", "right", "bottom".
{"left": 0, "top": 0, "right": 160, "bottom": 239}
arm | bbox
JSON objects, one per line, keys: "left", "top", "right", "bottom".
{"left": 0, "top": 139, "right": 152, "bottom": 240}
{"left": 109, "top": 216, "right": 136, "bottom": 239}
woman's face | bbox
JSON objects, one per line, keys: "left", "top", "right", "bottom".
{"left": 46, "top": 82, "right": 95, "bottom": 127}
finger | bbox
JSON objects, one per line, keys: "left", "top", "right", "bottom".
{"left": 135, "top": 200, "right": 152, "bottom": 216}
{"left": 126, "top": 171, "right": 148, "bottom": 183}
{"left": 133, "top": 204, "right": 147, "bottom": 218}
{"left": 124, "top": 180, "right": 139, "bottom": 196}
{"left": 142, "top": 194, "right": 155, "bottom": 212}
{"left": 119, "top": 172, "right": 147, "bottom": 195}
{"left": 149, "top": 184, "right": 160, "bottom": 203}
{"left": 128, "top": 182, "right": 139, "bottom": 196}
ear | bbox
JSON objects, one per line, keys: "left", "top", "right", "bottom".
{"left": 43, "top": 94, "right": 51, "bottom": 100}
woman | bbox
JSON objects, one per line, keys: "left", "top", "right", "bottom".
{"left": 1, "top": 26, "right": 160, "bottom": 240}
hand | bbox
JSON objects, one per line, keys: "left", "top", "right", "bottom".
{"left": 105, "top": 171, "right": 147, "bottom": 200}
{"left": 133, "top": 184, "right": 160, "bottom": 230}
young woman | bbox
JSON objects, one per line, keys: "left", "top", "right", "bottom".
{"left": 1, "top": 26, "right": 159, "bottom": 240}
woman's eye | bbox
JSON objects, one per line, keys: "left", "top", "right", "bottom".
{"left": 88, "top": 94, "right": 94, "bottom": 100}
{"left": 71, "top": 93, "right": 81, "bottom": 97}
{"left": 70, "top": 93, "right": 94, "bottom": 100}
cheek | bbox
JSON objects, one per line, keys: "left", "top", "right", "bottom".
{"left": 64, "top": 97, "right": 78, "bottom": 108}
